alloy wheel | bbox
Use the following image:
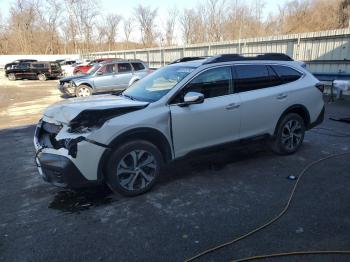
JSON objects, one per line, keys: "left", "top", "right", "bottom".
{"left": 116, "top": 150, "right": 157, "bottom": 191}
{"left": 77, "top": 86, "right": 91, "bottom": 97}
{"left": 281, "top": 119, "right": 303, "bottom": 150}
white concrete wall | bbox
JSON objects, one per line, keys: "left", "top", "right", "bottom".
{"left": 0, "top": 54, "right": 80, "bottom": 68}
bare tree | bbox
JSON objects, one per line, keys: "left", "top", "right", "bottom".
{"left": 164, "top": 6, "right": 178, "bottom": 46}
{"left": 134, "top": 4, "right": 158, "bottom": 47}
{"left": 64, "top": 0, "right": 99, "bottom": 53}
{"left": 205, "top": 0, "right": 226, "bottom": 42}
{"left": 40, "top": 0, "right": 63, "bottom": 54}
{"left": 180, "top": 7, "right": 206, "bottom": 44}
{"left": 123, "top": 18, "right": 133, "bottom": 47}
{"left": 104, "top": 13, "right": 122, "bottom": 51}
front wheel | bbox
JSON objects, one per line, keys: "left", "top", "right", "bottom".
{"left": 75, "top": 85, "right": 92, "bottom": 97}
{"left": 105, "top": 140, "right": 164, "bottom": 196}
{"left": 8, "top": 73, "right": 16, "bottom": 81}
{"left": 270, "top": 113, "right": 305, "bottom": 155}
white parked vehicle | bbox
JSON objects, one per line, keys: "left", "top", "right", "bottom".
{"left": 60, "top": 60, "right": 80, "bottom": 76}
{"left": 34, "top": 53, "right": 325, "bottom": 196}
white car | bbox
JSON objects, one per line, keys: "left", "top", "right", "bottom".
{"left": 60, "top": 60, "right": 80, "bottom": 76}
{"left": 34, "top": 53, "right": 325, "bottom": 196}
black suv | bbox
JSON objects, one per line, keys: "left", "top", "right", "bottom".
{"left": 4, "top": 59, "right": 38, "bottom": 72}
{"left": 6, "top": 61, "right": 62, "bottom": 81}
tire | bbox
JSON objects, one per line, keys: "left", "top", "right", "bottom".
{"left": 8, "top": 73, "right": 16, "bottom": 81}
{"left": 105, "top": 140, "right": 164, "bottom": 196}
{"left": 38, "top": 73, "right": 47, "bottom": 81}
{"left": 75, "top": 85, "right": 92, "bottom": 97}
{"left": 270, "top": 113, "right": 305, "bottom": 155}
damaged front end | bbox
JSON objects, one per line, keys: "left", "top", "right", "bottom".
{"left": 33, "top": 118, "right": 98, "bottom": 188}
{"left": 33, "top": 100, "right": 149, "bottom": 188}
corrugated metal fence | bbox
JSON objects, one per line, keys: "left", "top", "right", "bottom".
{"left": 83, "top": 29, "right": 350, "bottom": 80}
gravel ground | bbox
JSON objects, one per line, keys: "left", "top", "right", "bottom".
{"left": 0, "top": 77, "right": 350, "bottom": 262}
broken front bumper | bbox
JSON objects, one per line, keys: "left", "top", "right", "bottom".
{"left": 34, "top": 119, "right": 106, "bottom": 188}
{"left": 35, "top": 152, "right": 93, "bottom": 188}
{"left": 57, "top": 82, "right": 75, "bottom": 95}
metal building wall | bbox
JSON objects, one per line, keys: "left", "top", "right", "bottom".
{"left": 84, "top": 29, "right": 350, "bottom": 79}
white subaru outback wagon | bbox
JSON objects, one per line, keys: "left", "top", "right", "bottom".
{"left": 34, "top": 53, "right": 325, "bottom": 196}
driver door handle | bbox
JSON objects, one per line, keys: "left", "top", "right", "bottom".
{"left": 225, "top": 103, "right": 240, "bottom": 110}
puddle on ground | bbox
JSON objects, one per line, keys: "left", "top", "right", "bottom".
{"left": 49, "top": 185, "right": 115, "bottom": 213}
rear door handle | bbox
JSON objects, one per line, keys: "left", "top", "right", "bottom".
{"left": 225, "top": 103, "right": 240, "bottom": 110}
{"left": 277, "top": 94, "right": 288, "bottom": 100}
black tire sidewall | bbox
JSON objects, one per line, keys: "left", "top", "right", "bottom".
{"left": 272, "top": 113, "right": 305, "bottom": 155}
{"left": 105, "top": 140, "right": 164, "bottom": 196}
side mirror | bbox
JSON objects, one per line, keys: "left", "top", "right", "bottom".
{"left": 179, "top": 92, "right": 204, "bottom": 107}
{"left": 96, "top": 71, "right": 103, "bottom": 76}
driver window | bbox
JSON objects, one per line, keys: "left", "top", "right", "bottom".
{"left": 99, "top": 64, "right": 115, "bottom": 75}
{"left": 174, "top": 66, "right": 232, "bottom": 103}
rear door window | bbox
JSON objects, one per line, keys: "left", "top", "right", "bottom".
{"left": 32, "top": 63, "right": 46, "bottom": 69}
{"left": 118, "top": 63, "right": 132, "bottom": 73}
{"left": 234, "top": 65, "right": 273, "bottom": 92}
{"left": 270, "top": 65, "right": 303, "bottom": 84}
{"left": 131, "top": 62, "right": 145, "bottom": 71}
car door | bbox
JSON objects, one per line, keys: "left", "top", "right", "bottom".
{"left": 233, "top": 64, "right": 288, "bottom": 139}
{"left": 16, "top": 63, "right": 31, "bottom": 78}
{"left": 116, "top": 63, "right": 133, "bottom": 89}
{"left": 93, "top": 64, "right": 117, "bottom": 92}
{"left": 169, "top": 66, "right": 241, "bottom": 157}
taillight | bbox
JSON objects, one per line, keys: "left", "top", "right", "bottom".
{"left": 315, "top": 82, "right": 324, "bottom": 93}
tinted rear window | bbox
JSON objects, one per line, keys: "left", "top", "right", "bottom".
{"left": 235, "top": 65, "right": 272, "bottom": 92}
{"left": 131, "top": 62, "right": 145, "bottom": 71}
{"left": 271, "top": 65, "right": 302, "bottom": 84}
{"left": 50, "top": 63, "right": 60, "bottom": 69}
{"left": 32, "top": 63, "right": 46, "bottom": 68}
{"left": 118, "top": 63, "right": 132, "bottom": 73}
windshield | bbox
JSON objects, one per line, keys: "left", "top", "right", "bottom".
{"left": 122, "top": 66, "right": 195, "bottom": 102}
{"left": 87, "top": 64, "right": 101, "bottom": 75}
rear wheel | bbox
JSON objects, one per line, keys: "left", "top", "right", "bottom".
{"left": 75, "top": 85, "right": 92, "bottom": 97}
{"left": 105, "top": 140, "right": 163, "bottom": 196}
{"left": 270, "top": 113, "right": 305, "bottom": 155}
{"left": 8, "top": 73, "right": 16, "bottom": 81}
{"left": 38, "top": 73, "right": 47, "bottom": 81}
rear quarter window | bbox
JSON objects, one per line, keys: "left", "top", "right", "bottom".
{"left": 271, "top": 65, "right": 303, "bottom": 84}
{"left": 131, "top": 63, "right": 145, "bottom": 71}
{"left": 32, "top": 63, "right": 46, "bottom": 68}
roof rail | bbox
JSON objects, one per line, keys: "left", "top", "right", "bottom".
{"left": 169, "top": 56, "right": 211, "bottom": 64}
{"left": 203, "top": 53, "right": 293, "bottom": 64}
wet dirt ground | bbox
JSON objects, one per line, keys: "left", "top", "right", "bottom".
{"left": 0, "top": 75, "right": 350, "bottom": 261}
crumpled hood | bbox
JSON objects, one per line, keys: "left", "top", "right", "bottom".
{"left": 59, "top": 74, "right": 90, "bottom": 83}
{"left": 44, "top": 94, "right": 149, "bottom": 124}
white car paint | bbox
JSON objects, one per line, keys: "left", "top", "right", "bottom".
{"left": 34, "top": 57, "right": 324, "bottom": 187}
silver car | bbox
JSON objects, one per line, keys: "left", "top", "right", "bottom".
{"left": 58, "top": 60, "right": 150, "bottom": 97}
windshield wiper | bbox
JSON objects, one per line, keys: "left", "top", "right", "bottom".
{"left": 122, "top": 93, "right": 136, "bottom": 101}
